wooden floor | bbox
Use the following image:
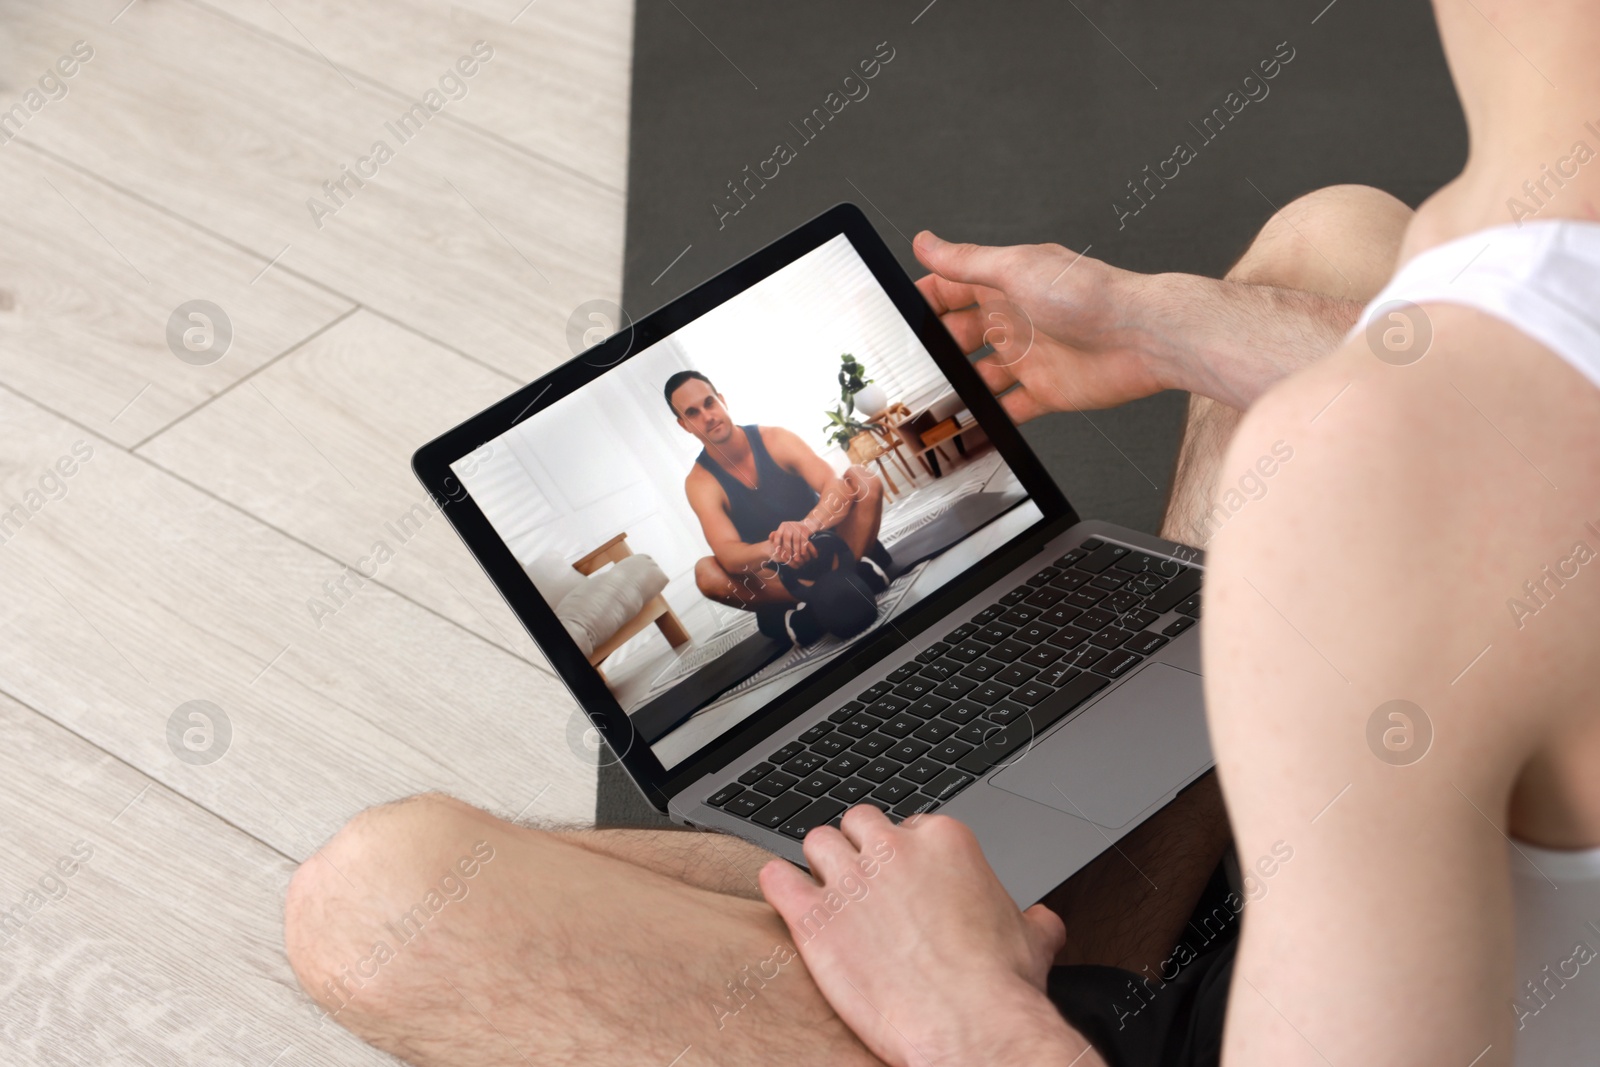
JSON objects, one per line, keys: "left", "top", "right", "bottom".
{"left": 0, "top": 0, "right": 631, "bottom": 1059}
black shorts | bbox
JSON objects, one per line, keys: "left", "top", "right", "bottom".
{"left": 1044, "top": 916, "right": 1238, "bottom": 1066}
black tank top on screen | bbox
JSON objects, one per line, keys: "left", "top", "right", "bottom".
{"left": 695, "top": 425, "right": 819, "bottom": 545}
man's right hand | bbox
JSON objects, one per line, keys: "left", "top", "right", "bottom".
{"left": 913, "top": 230, "right": 1361, "bottom": 415}
{"left": 765, "top": 524, "right": 817, "bottom": 569}
{"left": 913, "top": 231, "right": 1167, "bottom": 421}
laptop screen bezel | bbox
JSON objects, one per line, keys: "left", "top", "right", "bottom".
{"left": 412, "top": 202, "right": 1077, "bottom": 811}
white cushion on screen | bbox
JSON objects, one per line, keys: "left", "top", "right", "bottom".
{"left": 555, "top": 554, "right": 670, "bottom": 657}
{"left": 522, "top": 551, "right": 584, "bottom": 605}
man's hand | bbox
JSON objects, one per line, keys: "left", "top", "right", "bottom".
{"left": 767, "top": 520, "right": 818, "bottom": 568}
{"left": 760, "top": 807, "right": 1097, "bottom": 1067}
{"left": 914, "top": 231, "right": 1165, "bottom": 421}
{"left": 914, "top": 230, "right": 1361, "bottom": 414}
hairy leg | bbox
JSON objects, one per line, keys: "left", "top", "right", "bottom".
{"left": 1043, "top": 185, "right": 1415, "bottom": 971}
{"left": 1162, "top": 395, "right": 1244, "bottom": 548}
{"left": 284, "top": 793, "right": 881, "bottom": 1067}
{"left": 1162, "top": 184, "right": 1412, "bottom": 548}
{"left": 694, "top": 554, "right": 794, "bottom": 609}
{"left": 1039, "top": 772, "right": 1228, "bottom": 974}
{"left": 563, "top": 824, "right": 777, "bottom": 901}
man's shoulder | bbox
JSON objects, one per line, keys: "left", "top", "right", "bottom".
{"left": 1211, "top": 325, "right": 1600, "bottom": 734}
{"left": 755, "top": 425, "right": 808, "bottom": 456}
{"left": 685, "top": 460, "right": 724, "bottom": 500}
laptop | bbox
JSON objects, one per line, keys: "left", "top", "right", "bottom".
{"left": 413, "top": 203, "right": 1212, "bottom": 907}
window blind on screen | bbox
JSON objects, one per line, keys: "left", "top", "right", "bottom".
{"left": 798, "top": 237, "right": 947, "bottom": 411}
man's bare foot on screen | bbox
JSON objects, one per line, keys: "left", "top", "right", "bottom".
{"left": 758, "top": 806, "right": 1100, "bottom": 1067}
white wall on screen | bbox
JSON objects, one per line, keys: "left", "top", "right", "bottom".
{"left": 455, "top": 233, "right": 955, "bottom": 642}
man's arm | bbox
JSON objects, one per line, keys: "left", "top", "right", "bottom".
{"left": 910, "top": 232, "right": 1363, "bottom": 419}
{"left": 1201, "top": 307, "right": 1600, "bottom": 1065}
{"left": 761, "top": 426, "right": 864, "bottom": 549}
{"left": 689, "top": 425, "right": 878, "bottom": 570}
{"left": 1130, "top": 272, "right": 1362, "bottom": 408}
{"left": 684, "top": 470, "right": 780, "bottom": 575}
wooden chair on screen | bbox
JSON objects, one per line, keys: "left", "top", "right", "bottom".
{"left": 572, "top": 533, "right": 690, "bottom": 669}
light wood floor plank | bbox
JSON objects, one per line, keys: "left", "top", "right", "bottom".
{"left": 0, "top": 692, "right": 394, "bottom": 1064}
{"left": 0, "top": 384, "right": 596, "bottom": 858}
{"left": 8, "top": 0, "right": 623, "bottom": 382}
{"left": 139, "top": 309, "right": 547, "bottom": 664}
{"left": 189, "top": 0, "right": 634, "bottom": 192}
{"left": 0, "top": 146, "right": 354, "bottom": 448}
{"left": 0, "top": 0, "right": 632, "bottom": 1058}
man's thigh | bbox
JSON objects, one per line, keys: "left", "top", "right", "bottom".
{"left": 564, "top": 823, "right": 779, "bottom": 901}
{"left": 696, "top": 554, "right": 796, "bottom": 609}
{"left": 285, "top": 794, "right": 882, "bottom": 1067}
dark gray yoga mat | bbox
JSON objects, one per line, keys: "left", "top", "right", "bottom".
{"left": 598, "top": 0, "right": 1466, "bottom": 826}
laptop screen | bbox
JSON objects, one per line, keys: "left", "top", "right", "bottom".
{"left": 450, "top": 233, "right": 1042, "bottom": 770}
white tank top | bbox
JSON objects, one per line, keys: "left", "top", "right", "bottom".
{"left": 1351, "top": 220, "right": 1600, "bottom": 390}
{"left": 1351, "top": 220, "right": 1600, "bottom": 1063}
{"left": 1507, "top": 843, "right": 1600, "bottom": 1064}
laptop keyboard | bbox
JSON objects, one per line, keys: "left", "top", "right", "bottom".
{"left": 704, "top": 539, "right": 1203, "bottom": 840}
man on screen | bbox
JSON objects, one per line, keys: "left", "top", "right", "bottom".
{"left": 664, "top": 370, "right": 894, "bottom": 645}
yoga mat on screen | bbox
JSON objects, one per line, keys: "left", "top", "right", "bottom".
{"left": 600, "top": 0, "right": 1466, "bottom": 826}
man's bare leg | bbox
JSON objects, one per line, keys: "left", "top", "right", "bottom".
{"left": 561, "top": 822, "right": 776, "bottom": 900}
{"left": 285, "top": 793, "right": 883, "bottom": 1067}
{"left": 694, "top": 554, "right": 795, "bottom": 609}
{"left": 1163, "top": 184, "right": 1413, "bottom": 548}
{"left": 1041, "top": 184, "right": 1414, "bottom": 976}
{"left": 832, "top": 465, "right": 886, "bottom": 561}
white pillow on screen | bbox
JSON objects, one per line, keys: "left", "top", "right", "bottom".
{"left": 556, "top": 554, "right": 670, "bottom": 658}
{"left": 522, "top": 551, "right": 584, "bottom": 606}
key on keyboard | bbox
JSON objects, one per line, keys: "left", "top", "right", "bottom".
{"left": 956, "top": 671, "right": 1110, "bottom": 775}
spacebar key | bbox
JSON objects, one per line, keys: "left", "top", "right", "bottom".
{"left": 956, "top": 671, "right": 1109, "bottom": 776}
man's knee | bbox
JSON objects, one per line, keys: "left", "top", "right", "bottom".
{"left": 283, "top": 792, "right": 501, "bottom": 1019}
{"left": 694, "top": 555, "right": 726, "bottom": 599}
{"left": 703, "top": 553, "right": 768, "bottom": 603}
{"left": 1229, "top": 183, "right": 1413, "bottom": 300}
{"left": 843, "top": 465, "right": 883, "bottom": 510}
{"left": 697, "top": 555, "right": 762, "bottom": 606}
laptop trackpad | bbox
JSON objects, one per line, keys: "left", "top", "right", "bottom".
{"left": 990, "top": 664, "right": 1212, "bottom": 830}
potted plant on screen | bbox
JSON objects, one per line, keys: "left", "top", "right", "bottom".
{"left": 838, "top": 353, "right": 887, "bottom": 416}
{"left": 823, "top": 353, "right": 878, "bottom": 455}
{"left": 823, "top": 406, "right": 870, "bottom": 453}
